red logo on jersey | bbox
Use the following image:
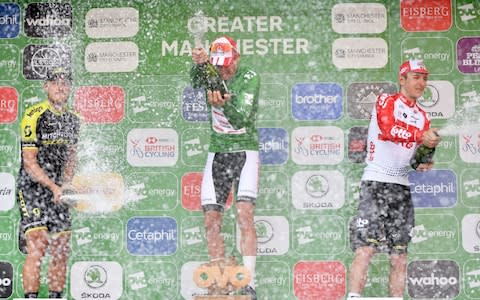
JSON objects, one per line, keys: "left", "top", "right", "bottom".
{"left": 0, "top": 87, "right": 18, "bottom": 124}
{"left": 400, "top": 0, "right": 452, "bottom": 32}
{"left": 391, "top": 126, "right": 413, "bottom": 139}
{"left": 181, "top": 172, "right": 233, "bottom": 211}
{"left": 74, "top": 86, "right": 124, "bottom": 123}
{"left": 293, "top": 261, "right": 346, "bottom": 300}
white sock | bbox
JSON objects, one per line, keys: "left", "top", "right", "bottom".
{"left": 347, "top": 292, "right": 361, "bottom": 298}
{"left": 243, "top": 256, "right": 256, "bottom": 288}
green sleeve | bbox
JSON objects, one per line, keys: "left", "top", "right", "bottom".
{"left": 222, "top": 70, "right": 260, "bottom": 129}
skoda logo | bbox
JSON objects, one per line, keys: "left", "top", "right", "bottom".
{"left": 255, "top": 219, "right": 274, "bottom": 244}
{"left": 476, "top": 220, "right": 480, "bottom": 239}
{"left": 84, "top": 265, "right": 107, "bottom": 289}
{"left": 418, "top": 84, "right": 439, "bottom": 108}
{"left": 306, "top": 175, "right": 329, "bottom": 198}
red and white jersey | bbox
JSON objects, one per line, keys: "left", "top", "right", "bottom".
{"left": 363, "top": 92, "right": 431, "bottom": 186}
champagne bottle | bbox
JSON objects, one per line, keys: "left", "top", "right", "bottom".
{"left": 197, "top": 62, "right": 229, "bottom": 96}
{"left": 410, "top": 144, "right": 436, "bottom": 170}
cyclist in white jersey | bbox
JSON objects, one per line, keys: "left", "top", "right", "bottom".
{"left": 347, "top": 60, "right": 441, "bottom": 298}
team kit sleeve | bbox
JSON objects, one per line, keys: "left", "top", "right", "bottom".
{"left": 20, "top": 105, "right": 44, "bottom": 150}
{"left": 375, "top": 93, "right": 428, "bottom": 144}
{"left": 222, "top": 70, "right": 260, "bottom": 130}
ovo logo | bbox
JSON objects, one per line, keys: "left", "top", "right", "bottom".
{"left": 193, "top": 258, "right": 250, "bottom": 292}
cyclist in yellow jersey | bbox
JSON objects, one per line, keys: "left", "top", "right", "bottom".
{"left": 17, "top": 67, "right": 80, "bottom": 299}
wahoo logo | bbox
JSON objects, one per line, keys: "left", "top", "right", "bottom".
{"left": 407, "top": 260, "right": 459, "bottom": 298}
{"left": 24, "top": 3, "right": 72, "bottom": 38}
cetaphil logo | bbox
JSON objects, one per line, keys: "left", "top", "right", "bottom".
{"left": 332, "top": 3, "right": 387, "bottom": 34}
{"left": 86, "top": 7, "right": 139, "bottom": 38}
{"left": 0, "top": 3, "right": 19, "bottom": 38}
{"left": 407, "top": 260, "right": 459, "bottom": 298}
{"left": 182, "top": 87, "right": 209, "bottom": 122}
{"left": 293, "top": 261, "right": 346, "bottom": 300}
{"left": 462, "top": 214, "right": 480, "bottom": 253}
{"left": 126, "top": 217, "right": 177, "bottom": 256}
{"left": 249, "top": 216, "right": 289, "bottom": 256}
{"left": 417, "top": 80, "right": 455, "bottom": 119}
{"left": 409, "top": 169, "right": 457, "bottom": 207}
{"left": 332, "top": 37, "right": 388, "bottom": 69}
{"left": 85, "top": 42, "right": 139, "bottom": 73}
{"left": 291, "top": 126, "right": 344, "bottom": 165}
{"left": 24, "top": 3, "right": 72, "bottom": 38}
{"left": 23, "top": 44, "right": 71, "bottom": 80}
{"left": 400, "top": 0, "right": 452, "bottom": 31}
{"left": 71, "top": 261, "right": 123, "bottom": 300}
{"left": 127, "top": 128, "right": 178, "bottom": 167}
{"left": 291, "top": 83, "right": 342, "bottom": 120}
{"left": 259, "top": 127, "right": 288, "bottom": 165}
{"left": 0, "top": 261, "right": 13, "bottom": 298}
{"left": 457, "top": 37, "right": 480, "bottom": 74}
{"left": 0, "top": 172, "right": 14, "bottom": 211}
{"left": 347, "top": 82, "right": 397, "bottom": 119}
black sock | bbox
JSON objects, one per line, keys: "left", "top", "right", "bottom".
{"left": 24, "top": 292, "right": 38, "bottom": 298}
{"left": 48, "top": 291, "right": 63, "bottom": 298}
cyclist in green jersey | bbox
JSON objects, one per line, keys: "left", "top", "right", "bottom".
{"left": 17, "top": 67, "right": 80, "bottom": 299}
{"left": 191, "top": 36, "right": 260, "bottom": 299}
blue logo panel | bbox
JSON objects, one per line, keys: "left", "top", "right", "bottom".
{"left": 259, "top": 127, "right": 289, "bottom": 165}
{"left": 126, "top": 217, "right": 177, "bottom": 256}
{"left": 182, "top": 86, "right": 209, "bottom": 122}
{"left": 291, "top": 83, "right": 343, "bottom": 120}
{"left": 0, "top": 3, "right": 20, "bottom": 38}
{"left": 409, "top": 169, "right": 457, "bottom": 208}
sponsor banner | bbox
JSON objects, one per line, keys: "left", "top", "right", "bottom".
{"left": 256, "top": 261, "right": 290, "bottom": 299}
{"left": 400, "top": 0, "right": 452, "bottom": 32}
{"left": 126, "top": 216, "right": 177, "bottom": 256}
{"left": 127, "top": 128, "right": 178, "bottom": 167}
{"left": 70, "top": 261, "right": 123, "bottom": 300}
{"left": 86, "top": 7, "right": 139, "bottom": 38}
{"left": 181, "top": 86, "right": 209, "bottom": 122}
{"left": 248, "top": 216, "right": 289, "bottom": 256}
{"left": 458, "top": 80, "right": 480, "bottom": 109}
{"left": 332, "top": 37, "right": 388, "bottom": 69}
{"left": 407, "top": 260, "right": 460, "bottom": 298}
{"left": 293, "top": 261, "right": 346, "bottom": 300}
{"left": 127, "top": 85, "right": 179, "bottom": 124}
{"left": 331, "top": 3, "right": 387, "bottom": 34}
{"left": 0, "top": 45, "right": 19, "bottom": 80}
{"left": 293, "top": 214, "right": 345, "bottom": 255}
{"left": 72, "top": 217, "right": 123, "bottom": 256}
{"left": 259, "top": 127, "right": 289, "bottom": 165}
{"left": 74, "top": 86, "right": 125, "bottom": 123}
{"left": 0, "top": 86, "right": 17, "bottom": 124}
{"left": 257, "top": 171, "right": 289, "bottom": 211}
{"left": 22, "top": 44, "right": 71, "bottom": 80}
{"left": 0, "top": 261, "right": 13, "bottom": 298}
{"left": 410, "top": 214, "right": 459, "bottom": 254}
{"left": 460, "top": 168, "right": 480, "bottom": 207}
{"left": 409, "top": 169, "right": 457, "bottom": 208}
{"left": 180, "top": 261, "right": 205, "bottom": 298}
{"left": 463, "top": 259, "right": 480, "bottom": 298}
{"left": 76, "top": 127, "right": 124, "bottom": 171}
{"left": 461, "top": 213, "right": 480, "bottom": 253}
{"left": 291, "top": 170, "right": 345, "bottom": 210}
{"left": 347, "top": 126, "right": 368, "bottom": 163}
{"left": 181, "top": 172, "right": 233, "bottom": 211}
{"left": 291, "top": 82, "right": 343, "bottom": 120}
{"left": 457, "top": 37, "right": 480, "bottom": 74}
{"left": 259, "top": 83, "right": 288, "bottom": 121}
{"left": 417, "top": 80, "right": 455, "bottom": 119}
{"left": 0, "top": 172, "right": 15, "bottom": 212}
{"left": 181, "top": 216, "right": 235, "bottom": 257}
{"left": 347, "top": 82, "right": 397, "bottom": 120}
{"left": 459, "top": 126, "right": 480, "bottom": 162}
{"left": 85, "top": 41, "right": 139, "bottom": 73}
{"left": 125, "top": 172, "right": 178, "bottom": 211}
{"left": 0, "top": 3, "right": 19, "bottom": 38}
{"left": 181, "top": 128, "right": 209, "bottom": 166}
{"left": 402, "top": 37, "right": 454, "bottom": 74}
{"left": 0, "top": 217, "right": 13, "bottom": 254}
{"left": 291, "top": 126, "right": 344, "bottom": 165}
{"left": 0, "top": 129, "right": 17, "bottom": 167}
{"left": 124, "top": 261, "right": 178, "bottom": 300}
{"left": 24, "top": 3, "right": 72, "bottom": 38}
{"left": 455, "top": 1, "right": 480, "bottom": 30}
{"left": 362, "top": 259, "right": 390, "bottom": 296}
